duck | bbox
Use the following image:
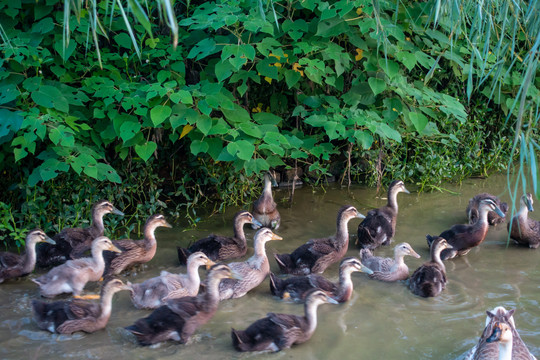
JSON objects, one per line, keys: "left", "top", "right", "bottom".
{"left": 466, "top": 306, "right": 536, "bottom": 360}
{"left": 274, "top": 205, "right": 365, "bottom": 275}
{"left": 251, "top": 172, "right": 280, "bottom": 229}
{"left": 356, "top": 180, "right": 410, "bottom": 250}
{"left": 0, "top": 229, "right": 55, "bottom": 283}
{"left": 36, "top": 200, "right": 124, "bottom": 268}
{"left": 103, "top": 214, "right": 171, "bottom": 276}
{"left": 427, "top": 198, "right": 505, "bottom": 260}
{"left": 467, "top": 193, "right": 508, "bottom": 225}
{"left": 231, "top": 289, "right": 338, "bottom": 352}
{"left": 269, "top": 257, "right": 373, "bottom": 303}
{"left": 507, "top": 193, "right": 539, "bottom": 249}
{"left": 31, "top": 278, "right": 129, "bottom": 334}
{"left": 359, "top": 242, "right": 420, "bottom": 282}
{"left": 176, "top": 211, "right": 262, "bottom": 265}
{"left": 409, "top": 236, "right": 452, "bottom": 298}
{"left": 125, "top": 264, "right": 235, "bottom": 346}
{"left": 127, "top": 252, "right": 215, "bottom": 309}
{"left": 32, "top": 236, "right": 121, "bottom": 298}
{"left": 219, "top": 227, "right": 283, "bottom": 300}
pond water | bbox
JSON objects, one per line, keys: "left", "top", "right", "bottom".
{"left": 1, "top": 174, "right": 539, "bottom": 359}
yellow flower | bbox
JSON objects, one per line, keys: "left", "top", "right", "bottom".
{"left": 356, "top": 7, "right": 363, "bottom": 15}
{"left": 292, "top": 63, "right": 304, "bottom": 77}
{"left": 252, "top": 103, "right": 264, "bottom": 113}
{"left": 355, "top": 49, "right": 363, "bottom": 61}
{"left": 406, "top": 37, "right": 411, "bottom": 41}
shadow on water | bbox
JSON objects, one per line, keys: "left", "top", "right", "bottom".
{"left": 1, "top": 174, "right": 539, "bottom": 359}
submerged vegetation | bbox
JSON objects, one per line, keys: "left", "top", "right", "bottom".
{"left": 0, "top": 0, "right": 538, "bottom": 248}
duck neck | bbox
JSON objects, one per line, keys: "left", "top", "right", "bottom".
{"left": 232, "top": 219, "right": 247, "bottom": 247}
{"left": 387, "top": 187, "right": 399, "bottom": 212}
{"left": 91, "top": 209, "right": 106, "bottom": 233}
{"left": 336, "top": 268, "right": 354, "bottom": 302}
{"left": 431, "top": 244, "right": 445, "bottom": 271}
{"left": 517, "top": 203, "right": 529, "bottom": 222}
{"left": 98, "top": 288, "right": 118, "bottom": 321}
{"left": 186, "top": 262, "right": 202, "bottom": 288}
{"left": 263, "top": 176, "right": 273, "bottom": 199}
{"left": 497, "top": 340, "right": 513, "bottom": 360}
{"left": 22, "top": 239, "right": 38, "bottom": 273}
{"left": 143, "top": 223, "right": 158, "bottom": 248}
{"left": 304, "top": 301, "right": 321, "bottom": 335}
{"left": 248, "top": 239, "right": 269, "bottom": 272}
{"left": 91, "top": 247, "right": 106, "bottom": 273}
{"left": 335, "top": 214, "right": 351, "bottom": 246}
{"left": 204, "top": 275, "right": 222, "bottom": 308}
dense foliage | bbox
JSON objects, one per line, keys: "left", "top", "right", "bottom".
{"left": 0, "top": 0, "right": 538, "bottom": 248}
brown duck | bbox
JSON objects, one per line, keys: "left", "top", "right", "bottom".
{"left": 409, "top": 236, "right": 452, "bottom": 298}
{"left": 176, "top": 211, "right": 261, "bottom": 265}
{"left": 360, "top": 242, "right": 420, "bottom": 282}
{"left": 251, "top": 172, "right": 280, "bottom": 229}
{"left": 467, "top": 193, "right": 508, "bottom": 225}
{"left": 275, "top": 205, "right": 365, "bottom": 275}
{"left": 508, "top": 193, "right": 539, "bottom": 249}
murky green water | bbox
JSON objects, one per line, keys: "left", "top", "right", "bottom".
{"left": 1, "top": 174, "right": 539, "bottom": 359}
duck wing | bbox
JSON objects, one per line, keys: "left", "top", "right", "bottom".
{"left": 0, "top": 252, "right": 23, "bottom": 268}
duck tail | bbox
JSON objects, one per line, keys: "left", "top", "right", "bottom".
{"left": 268, "top": 272, "right": 282, "bottom": 297}
{"left": 231, "top": 328, "right": 250, "bottom": 351}
{"left": 176, "top": 247, "right": 191, "bottom": 266}
{"left": 358, "top": 248, "right": 373, "bottom": 262}
{"left": 125, "top": 322, "right": 153, "bottom": 346}
{"left": 356, "top": 225, "right": 375, "bottom": 249}
{"left": 274, "top": 253, "right": 294, "bottom": 274}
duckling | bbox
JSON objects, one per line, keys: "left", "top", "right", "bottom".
{"left": 0, "top": 229, "right": 55, "bottom": 283}
{"left": 103, "top": 214, "right": 171, "bottom": 276}
{"left": 427, "top": 198, "right": 505, "bottom": 260}
{"left": 508, "top": 193, "right": 539, "bottom": 249}
{"left": 128, "top": 252, "right": 215, "bottom": 309}
{"left": 36, "top": 200, "right": 124, "bottom": 268}
{"left": 275, "top": 205, "right": 365, "bottom": 275}
{"left": 176, "top": 211, "right": 262, "bottom": 265}
{"left": 252, "top": 172, "right": 280, "bottom": 229}
{"left": 356, "top": 180, "right": 410, "bottom": 250}
{"left": 409, "top": 236, "right": 452, "bottom": 298}
{"left": 466, "top": 306, "right": 536, "bottom": 360}
{"left": 269, "top": 257, "right": 373, "bottom": 303}
{"left": 219, "top": 227, "right": 283, "bottom": 300}
{"left": 231, "top": 289, "right": 338, "bottom": 352}
{"left": 32, "top": 236, "right": 121, "bottom": 298}
{"left": 467, "top": 193, "right": 508, "bottom": 225}
{"left": 31, "top": 278, "right": 129, "bottom": 334}
{"left": 125, "top": 264, "right": 235, "bottom": 346}
{"left": 360, "top": 242, "right": 420, "bottom": 282}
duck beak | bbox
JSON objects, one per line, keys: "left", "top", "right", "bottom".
{"left": 230, "top": 270, "right": 243, "bottom": 280}
{"left": 409, "top": 249, "right": 421, "bottom": 258}
{"left": 162, "top": 220, "right": 173, "bottom": 228}
{"left": 112, "top": 207, "right": 125, "bottom": 216}
{"left": 526, "top": 198, "right": 534, "bottom": 212}
{"left": 44, "top": 236, "right": 56, "bottom": 245}
{"left": 325, "top": 296, "right": 339, "bottom": 305}
{"left": 251, "top": 218, "right": 263, "bottom": 229}
{"left": 356, "top": 212, "right": 366, "bottom": 219}
{"left": 402, "top": 186, "right": 410, "bottom": 194}
{"left": 359, "top": 264, "right": 374, "bottom": 274}
{"left": 270, "top": 233, "right": 283, "bottom": 241}
{"left": 493, "top": 205, "right": 505, "bottom": 218}
{"left": 108, "top": 244, "right": 122, "bottom": 253}
{"left": 205, "top": 259, "right": 216, "bottom": 270}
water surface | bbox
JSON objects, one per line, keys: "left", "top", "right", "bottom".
{"left": 1, "top": 174, "right": 539, "bottom": 359}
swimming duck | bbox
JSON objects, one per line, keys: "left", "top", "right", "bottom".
{"left": 466, "top": 306, "right": 536, "bottom": 360}
{"left": 359, "top": 242, "right": 420, "bottom": 282}
{"left": 356, "top": 180, "right": 410, "bottom": 250}
{"left": 275, "top": 205, "right": 365, "bottom": 275}
{"left": 176, "top": 211, "right": 262, "bottom": 265}
{"left": 32, "top": 236, "right": 121, "bottom": 298}
{"left": 508, "top": 193, "right": 539, "bottom": 249}
{"left": 36, "top": 200, "right": 124, "bottom": 268}
{"left": 103, "top": 214, "right": 171, "bottom": 276}
{"left": 125, "top": 264, "right": 234, "bottom": 346}
{"left": 231, "top": 289, "right": 338, "bottom": 352}
{"left": 252, "top": 172, "right": 280, "bottom": 229}
{"left": 0, "top": 229, "right": 55, "bottom": 283}
{"left": 427, "top": 198, "right": 505, "bottom": 260}
{"left": 467, "top": 193, "right": 508, "bottom": 225}
{"left": 269, "top": 257, "right": 373, "bottom": 303}
{"left": 409, "top": 236, "right": 452, "bottom": 298}
{"left": 219, "top": 227, "right": 283, "bottom": 300}
{"left": 128, "top": 252, "right": 215, "bottom": 309}
{"left": 31, "top": 278, "right": 129, "bottom": 334}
